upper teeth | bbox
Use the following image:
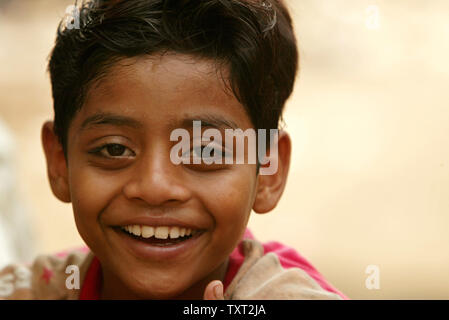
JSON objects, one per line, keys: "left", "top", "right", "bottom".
{"left": 121, "top": 225, "right": 197, "bottom": 239}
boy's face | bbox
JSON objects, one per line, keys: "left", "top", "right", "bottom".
{"left": 62, "top": 53, "right": 263, "bottom": 298}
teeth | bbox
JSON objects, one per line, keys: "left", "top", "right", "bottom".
{"left": 131, "top": 225, "right": 141, "bottom": 236}
{"left": 170, "top": 227, "right": 180, "bottom": 239}
{"left": 141, "top": 226, "right": 154, "bottom": 238}
{"left": 155, "top": 226, "right": 169, "bottom": 239}
{"left": 122, "top": 225, "right": 198, "bottom": 239}
{"left": 180, "top": 228, "right": 186, "bottom": 237}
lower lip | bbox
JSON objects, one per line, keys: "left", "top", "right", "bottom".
{"left": 114, "top": 228, "right": 204, "bottom": 260}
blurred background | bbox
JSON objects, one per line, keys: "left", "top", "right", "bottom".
{"left": 0, "top": 0, "right": 448, "bottom": 299}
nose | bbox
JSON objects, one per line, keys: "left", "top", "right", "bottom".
{"left": 122, "top": 145, "right": 191, "bottom": 207}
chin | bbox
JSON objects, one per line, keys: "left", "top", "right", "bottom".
{"left": 129, "top": 276, "right": 188, "bottom": 300}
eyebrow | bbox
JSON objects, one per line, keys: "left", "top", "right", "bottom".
{"left": 80, "top": 112, "right": 143, "bottom": 131}
{"left": 179, "top": 114, "right": 239, "bottom": 130}
{"left": 79, "top": 112, "right": 239, "bottom": 132}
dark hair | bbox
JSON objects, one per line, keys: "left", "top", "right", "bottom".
{"left": 48, "top": 0, "right": 299, "bottom": 155}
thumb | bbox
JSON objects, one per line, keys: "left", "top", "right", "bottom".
{"left": 203, "top": 280, "right": 224, "bottom": 300}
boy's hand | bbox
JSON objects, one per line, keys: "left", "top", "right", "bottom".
{"left": 203, "top": 280, "right": 224, "bottom": 300}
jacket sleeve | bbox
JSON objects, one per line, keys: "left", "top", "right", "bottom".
{"left": 0, "top": 263, "right": 33, "bottom": 299}
{"left": 0, "top": 250, "right": 92, "bottom": 300}
{"left": 224, "top": 239, "right": 343, "bottom": 300}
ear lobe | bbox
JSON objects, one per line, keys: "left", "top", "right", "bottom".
{"left": 252, "top": 130, "right": 291, "bottom": 214}
{"left": 41, "top": 121, "right": 71, "bottom": 203}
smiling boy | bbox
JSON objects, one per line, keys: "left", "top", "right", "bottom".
{"left": 0, "top": 0, "right": 346, "bottom": 300}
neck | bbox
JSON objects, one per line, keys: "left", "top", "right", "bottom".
{"left": 174, "top": 258, "right": 229, "bottom": 300}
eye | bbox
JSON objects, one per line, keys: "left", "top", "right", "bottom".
{"left": 89, "top": 143, "right": 135, "bottom": 158}
{"left": 182, "top": 145, "right": 228, "bottom": 162}
{"left": 199, "top": 145, "right": 221, "bottom": 159}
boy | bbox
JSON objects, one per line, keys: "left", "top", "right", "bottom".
{"left": 0, "top": 0, "right": 346, "bottom": 299}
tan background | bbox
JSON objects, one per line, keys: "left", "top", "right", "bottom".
{"left": 1, "top": 0, "right": 448, "bottom": 299}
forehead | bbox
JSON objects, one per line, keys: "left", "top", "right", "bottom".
{"left": 70, "top": 53, "right": 252, "bottom": 133}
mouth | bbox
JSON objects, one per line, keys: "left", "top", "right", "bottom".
{"left": 118, "top": 225, "right": 203, "bottom": 247}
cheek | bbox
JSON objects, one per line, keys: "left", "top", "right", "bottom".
{"left": 68, "top": 164, "right": 123, "bottom": 245}
{"left": 198, "top": 167, "right": 257, "bottom": 245}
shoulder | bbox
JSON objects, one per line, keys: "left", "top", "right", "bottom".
{"left": 225, "top": 233, "right": 347, "bottom": 300}
{"left": 0, "top": 247, "right": 93, "bottom": 300}
{"left": 261, "top": 240, "right": 348, "bottom": 299}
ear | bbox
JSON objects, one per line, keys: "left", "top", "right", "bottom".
{"left": 252, "top": 130, "right": 291, "bottom": 214}
{"left": 41, "top": 121, "right": 71, "bottom": 203}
